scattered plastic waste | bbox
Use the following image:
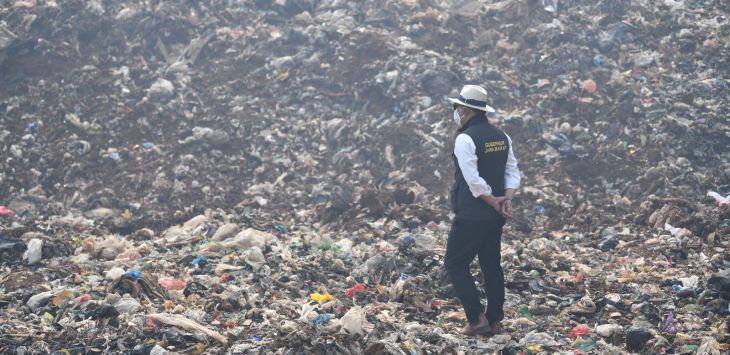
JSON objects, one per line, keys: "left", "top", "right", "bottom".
{"left": 0, "top": 0, "right": 728, "bottom": 353}
{"left": 596, "top": 323, "right": 623, "bottom": 338}
{"left": 707, "top": 191, "right": 729, "bottom": 207}
{"left": 707, "top": 269, "right": 730, "bottom": 298}
{"left": 592, "top": 54, "right": 607, "bottom": 67}
{"left": 147, "top": 78, "right": 175, "bottom": 99}
{"left": 518, "top": 331, "right": 560, "bottom": 348}
{"left": 582, "top": 79, "right": 597, "bottom": 94}
{"left": 78, "top": 294, "right": 91, "bottom": 302}
{"left": 696, "top": 336, "right": 722, "bottom": 355}
{"left": 575, "top": 339, "right": 596, "bottom": 352}
{"left": 0, "top": 207, "right": 15, "bottom": 216}
{"left": 310, "top": 293, "right": 336, "bottom": 304}
{"left": 342, "top": 307, "right": 370, "bottom": 336}
{"left": 625, "top": 326, "right": 653, "bottom": 352}
{"left": 519, "top": 304, "right": 531, "bottom": 317}
{"left": 345, "top": 283, "right": 367, "bottom": 298}
{"left": 147, "top": 313, "right": 227, "bottom": 345}
{"left": 23, "top": 238, "right": 42, "bottom": 265}
{"left": 542, "top": 0, "right": 558, "bottom": 13}
{"left": 312, "top": 313, "right": 334, "bottom": 328}
{"left": 569, "top": 324, "right": 590, "bottom": 338}
{"left": 158, "top": 277, "right": 187, "bottom": 290}
{"left": 114, "top": 297, "right": 142, "bottom": 314}
{"left": 663, "top": 311, "right": 676, "bottom": 334}
{"left": 191, "top": 255, "right": 207, "bottom": 267}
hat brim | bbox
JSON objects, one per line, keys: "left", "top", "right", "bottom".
{"left": 448, "top": 97, "right": 495, "bottom": 113}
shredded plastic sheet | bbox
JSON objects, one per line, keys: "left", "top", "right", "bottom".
{"left": 147, "top": 313, "right": 228, "bottom": 345}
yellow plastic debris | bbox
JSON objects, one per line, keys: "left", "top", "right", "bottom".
{"left": 309, "top": 292, "right": 336, "bottom": 303}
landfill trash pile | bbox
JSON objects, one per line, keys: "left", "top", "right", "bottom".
{"left": 1, "top": 0, "right": 729, "bottom": 353}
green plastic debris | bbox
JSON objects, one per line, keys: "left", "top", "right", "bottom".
{"left": 519, "top": 304, "right": 531, "bottom": 316}
{"left": 575, "top": 339, "right": 596, "bottom": 352}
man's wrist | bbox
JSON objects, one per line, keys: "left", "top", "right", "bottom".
{"left": 481, "top": 194, "right": 496, "bottom": 204}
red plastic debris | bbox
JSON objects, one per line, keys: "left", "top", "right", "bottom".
{"left": 78, "top": 294, "right": 91, "bottom": 302}
{"left": 345, "top": 283, "right": 366, "bottom": 297}
{"left": 569, "top": 324, "right": 590, "bottom": 338}
{"left": 582, "top": 79, "right": 597, "bottom": 94}
{"left": 0, "top": 206, "right": 15, "bottom": 216}
{"left": 574, "top": 271, "right": 585, "bottom": 283}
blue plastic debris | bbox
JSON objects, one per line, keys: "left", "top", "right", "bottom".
{"left": 25, "top": 122, "right": 38, "bottom": 134}
{"left": 191, "top": 255, "right": 207, "bottom": 266}
{"left": 593, "top": 54, "right": 607, "bottom": 67}
{"left": 126, "top": 270, "right": 142, "bottom": 279}
{"left": 312, "top": 313, "right": 334, "bottom": 328}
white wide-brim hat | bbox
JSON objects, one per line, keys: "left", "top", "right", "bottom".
{"left": 447, "top": 85, "right": 495, "bottom": 113}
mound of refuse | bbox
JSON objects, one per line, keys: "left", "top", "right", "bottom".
{"left": 1, "top": 0, "right": 728, "bottom": 353}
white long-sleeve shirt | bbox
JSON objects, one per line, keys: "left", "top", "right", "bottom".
{"left": 454, "top": 133, "right": 521, "bottom": 198}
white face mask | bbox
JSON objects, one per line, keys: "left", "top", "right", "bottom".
{"left": 453, "top": 109, "right": 462, "bottom": 126}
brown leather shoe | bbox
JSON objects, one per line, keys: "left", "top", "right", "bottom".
{"left": 461, "top": 314, "right": 491, "bottom": 336}
{"left": 490, "top": 320, "right": 502, "bottom": 334}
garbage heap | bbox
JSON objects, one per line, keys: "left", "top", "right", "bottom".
{"left": 1, "top": 0, "right": 728, "bottom": 353}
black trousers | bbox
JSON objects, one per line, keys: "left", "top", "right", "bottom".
{"left": 444, "top": 217, "right": 505, "bottom": 324}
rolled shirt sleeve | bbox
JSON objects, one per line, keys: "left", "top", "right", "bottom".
{"left": 454, "top": 134, "right": 492, "bottom": 198}
{"left": 504, "top": 134, "right": 521, "bottom": 189}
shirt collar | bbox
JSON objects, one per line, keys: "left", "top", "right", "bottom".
{"left": 457, "top": 111, "right": 488, "bottom": 133}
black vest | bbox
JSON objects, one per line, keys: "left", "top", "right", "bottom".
{"left": 450, "top": 114, "right": 509, "bottom": 221}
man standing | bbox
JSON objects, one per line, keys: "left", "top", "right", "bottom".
{"left": 445, "top": 85, "right": 521, "bottom": 336}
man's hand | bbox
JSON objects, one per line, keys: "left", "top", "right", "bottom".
{"left": 500, "top": 199, "right": 513, "bottom": 219}
{"left": 481, "top": 195, "right": 510, "bottom": 219}
{"left": 480, "top": 195, "right": 514, "bottom": 219}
